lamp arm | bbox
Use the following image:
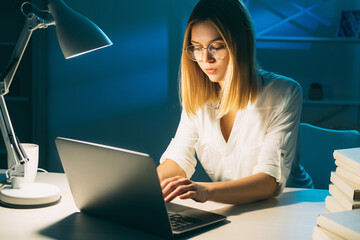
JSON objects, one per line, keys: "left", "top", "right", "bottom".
{"left": 0, "top": 13, "right": 53, "bottom": 181}
{"left": 1, "top": 14, "right": 53, "bottom": 95}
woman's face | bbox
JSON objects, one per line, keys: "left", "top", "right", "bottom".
{"left": 190, "top": 22, "right": 229, "bottom": 88}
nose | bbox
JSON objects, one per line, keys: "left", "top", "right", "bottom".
{"left": 202, "top": 49, "right": 215, "bottom": 63}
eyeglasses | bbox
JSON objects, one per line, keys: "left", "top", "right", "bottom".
{"left": 185, "top": 42, "right": 228, "bottom": 62}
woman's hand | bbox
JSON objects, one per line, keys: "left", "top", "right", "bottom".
{"left": 161, "top": 176, "right": 211, "bottom": 203}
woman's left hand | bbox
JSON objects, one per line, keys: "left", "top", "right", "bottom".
{"left": 161, "top": 176, "right": 211, "bottom": 203}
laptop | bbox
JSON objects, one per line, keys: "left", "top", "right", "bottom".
{"left": 55, "top": 137, "right": 226, "bottom": 238}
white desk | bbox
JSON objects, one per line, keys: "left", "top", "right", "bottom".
{"left": 0, "top": 172, "right": 328, "bottom": 240}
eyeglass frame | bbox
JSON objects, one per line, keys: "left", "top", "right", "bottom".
{"left": 185, "top": 42, "right": 228, "bottom": 62}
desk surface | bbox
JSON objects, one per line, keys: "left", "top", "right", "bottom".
{"left": 0, "top": 172, "right": 328, "bottom": 240}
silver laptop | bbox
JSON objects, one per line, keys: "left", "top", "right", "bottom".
{"left": 55, "top": 137, "right": 226, "bottom": 238}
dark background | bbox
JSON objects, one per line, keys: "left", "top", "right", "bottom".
{"left": 0, "top": 0, "right": 359, "bottom": 175}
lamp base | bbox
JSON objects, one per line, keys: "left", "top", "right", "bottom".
{"left": 0, "top": 182, "right": 61, "bottom": 208}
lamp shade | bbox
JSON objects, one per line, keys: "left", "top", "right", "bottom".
{"left": 48, "top": 0, "right": 112, "bottom": 59}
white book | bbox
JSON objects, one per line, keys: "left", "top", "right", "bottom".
{"left": 316, "top": 209, "right": 360, "bottom": 240}
{"left": 330, "top": 172, "right": 360, "bottom": 201}
{"left": 333, "top": 148, "right": 360, "bottom": 173}
{"left": 329, "top": 184, "right": 360, "bottom": 210}
{"left": 325, "top": 196, "right": 346, "bottom": 213}
{"left": 335, "top": 159, "right": 360, "bottom": 178}
{"left": 336, "top": 166, "right": 360, "bottom": 185}
{"left": 313, "top": 225, "right": 345, "bottom": 240}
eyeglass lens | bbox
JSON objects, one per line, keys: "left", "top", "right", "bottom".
{"left": 186, "top": 42, "right": 227, "bottom": 62}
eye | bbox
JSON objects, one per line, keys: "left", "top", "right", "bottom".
{"left": 210, "top": 42, "right": 226, "bottom": 50}
{"left": 193, "top": 45, "right": 202, "bottom": 51}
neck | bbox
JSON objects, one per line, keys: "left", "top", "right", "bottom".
{"left": 218, "top": 80, "right": 224, "bottom": 89}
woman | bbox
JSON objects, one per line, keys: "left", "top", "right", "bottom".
{"left": 157, "top": 0, "right": 312, "bottom": 205}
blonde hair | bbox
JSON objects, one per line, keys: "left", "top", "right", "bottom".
{"left": 180, "top": 0, "right": 261, "bottom": 118}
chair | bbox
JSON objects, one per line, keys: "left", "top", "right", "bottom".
{"left": 299, "top": 123, "right": 360, "bottom": 189}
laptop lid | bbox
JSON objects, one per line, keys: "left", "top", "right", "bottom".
{"left": 55, "top": 137, "right": 173, "bottom": 238}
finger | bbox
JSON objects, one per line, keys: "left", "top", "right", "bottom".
{"left": 180, "top": 191, "right": 206, "bottom": 203}
{"left": 160, "top": 176, "right": 180, "bottom": 187}
{"left": 179, "top": 191, "right": 196, "bottom": 200}
{"left": 162, "top": 178, "right": 191, "bottom": 197}
{"left": 163, "top": 178, "right": 191, "bottom": 196}
{"left": 164, "top": 184, "right": 194, "bottom": 202}
{"left": 161, "top": 176, "right": 183, "bottom": 189}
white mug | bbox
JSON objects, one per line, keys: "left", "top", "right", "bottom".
{"left": 21, "top": 143, "right": 39, "bottom": 183}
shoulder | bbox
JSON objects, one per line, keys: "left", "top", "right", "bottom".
{"left": 261, "top": 70, "right": 301, "bottom": 94}
{"left": 255, "top": 70, "right": 302, "bottom": 108}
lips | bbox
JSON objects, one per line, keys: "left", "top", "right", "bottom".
{"left": 205, "top": 68, "right": 217, "bottom": 74}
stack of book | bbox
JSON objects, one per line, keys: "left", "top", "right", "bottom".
{"left": 325, "top": 147, "right": 360, "bottom": 213}
{"left": 313, "top": 209, "right": 360, "bottom": 239}
{"left": 313, "top": 147, "right": 360, "bottom": 239}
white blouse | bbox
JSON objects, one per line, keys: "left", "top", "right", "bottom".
{"left": 160, "top": 71, "right": 302, "bottom": 194}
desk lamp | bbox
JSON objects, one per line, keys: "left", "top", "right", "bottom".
{"left": 0, "top": 0, "right": 112, "bottom": 207}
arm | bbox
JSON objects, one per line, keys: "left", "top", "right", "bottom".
{"left": 253, "top": 77, "right": 303, "bottom": 195}
{"left": 161, "top": 172, "right": 278, "bottom": 204}
{"left": 204, "top": 173, "right": 277, "bottom": 204}
{"left": 157, "top": 159, "right": 186, "bottom": 183}
{"left": 158, "top": 109, "right": 198, "bottom": 181}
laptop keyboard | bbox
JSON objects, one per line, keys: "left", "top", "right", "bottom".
{"left": 168, "top": 213, "right": 202, "bottom": 231}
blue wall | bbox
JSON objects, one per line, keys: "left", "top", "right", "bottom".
{"left": 47, "top": 0, "right": 198, "bottom": 171}
{"left": 46, "top": 0, "right": 360, "bottom": 173}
